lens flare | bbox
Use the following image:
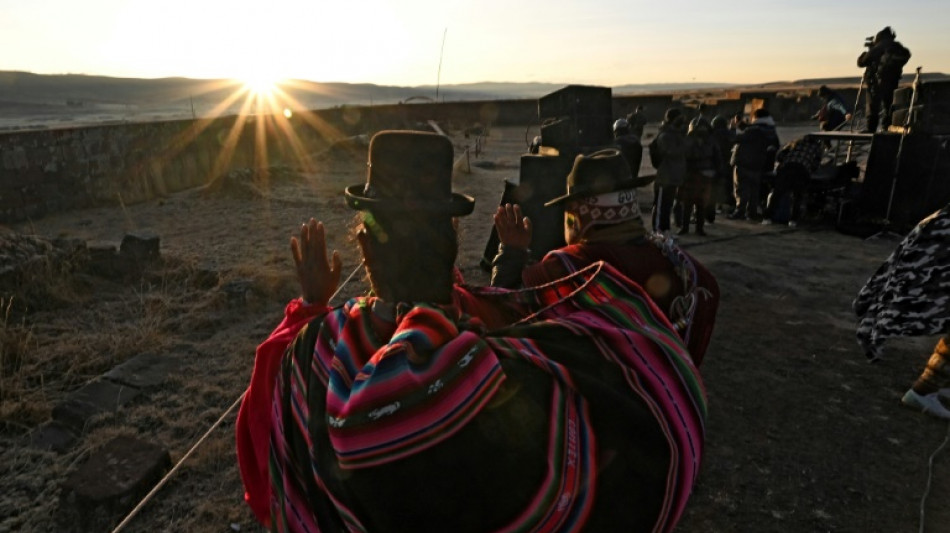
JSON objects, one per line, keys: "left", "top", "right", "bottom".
{"left": 242, "top": 74, "right": 280, "bottom": 96}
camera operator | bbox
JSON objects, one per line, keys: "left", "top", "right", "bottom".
{"left": 857, "top": 26, "right": 911, "bottom": 133}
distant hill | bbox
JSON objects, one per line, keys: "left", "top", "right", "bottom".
{"left": 4, "top": 70, "right": 948, "bottom": 107}
{"left": 0, "top": 70, "right": 946, "bottom": 130}
{"left": 0, "top": 72, "right": 748, "bottom": 109}
{"left": 755, "top": 71, "right": 948, "bottom": 89}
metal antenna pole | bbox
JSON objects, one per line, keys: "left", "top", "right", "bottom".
{"left": 436, "top": 28, "right": 447, "bottom": 102}
{"left": 868, "top": 66, "right": 922, "bottom": 240}
{"left": 846, "top": 77, "right": 865, "bottom": 162}
{"left": 883, "top": 66, "right": 922, "bottom": 223}
{"left": 850, "top": 77, "right": 864, "bottom": 134}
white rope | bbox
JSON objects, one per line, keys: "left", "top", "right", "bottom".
{"left": 110, "top": 260, "right": 365, "bottom": 532}
{"left": 918, "top": 420, "right": 950, "bottom": 533}
{"left": 329, "top": 260, "right": 365, "bottom": 303}
{"left": 110, "top": 393, "right": 244, "bottom": 533}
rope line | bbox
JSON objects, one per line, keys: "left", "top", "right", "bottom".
{"left": 918, "top": 420, "right": 950, "bottom": 533}
{"left": 110, "top": 260, "right": 365, "bottom": 532}
{"left": 110, "top": 392, "right": 244, "bottom": 533}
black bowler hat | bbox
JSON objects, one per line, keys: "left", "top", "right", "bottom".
{"left": 344, "top": 130, "right": 475, "bottom": 216}
{"left": 544, "top": 149, "right": 636, "bottom": 206}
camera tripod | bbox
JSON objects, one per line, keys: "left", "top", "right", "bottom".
{"left": 866, "top": 66, "right": 923, "bottom": 241}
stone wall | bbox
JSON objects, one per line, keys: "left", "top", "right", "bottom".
{"left": 0, "top": 90, "right": 827, "bottom": 223}
{"left": 0, "top": 99, "right": 543, "bottom": 223}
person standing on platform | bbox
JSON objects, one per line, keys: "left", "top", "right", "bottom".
{"left": 857, "top": 26, "right": 911, "bottom": 133}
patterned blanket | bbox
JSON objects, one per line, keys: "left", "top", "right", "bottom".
{"left": 854, "top": 203, "right": 950, "bottom": 360}
{"left": 269, "top": 261, "right": 706, "bottom": 532}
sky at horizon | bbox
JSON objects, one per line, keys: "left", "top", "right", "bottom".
{"left": 1, "top": 0, "right": 947, "bottom": 88}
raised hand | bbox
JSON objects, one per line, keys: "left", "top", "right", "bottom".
{"left": 493, "top": 204, "right": 532, "bottom": 250}
{"left": 291, "top": 218, "right": 342, "bottom": 307}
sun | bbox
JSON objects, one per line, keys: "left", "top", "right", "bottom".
{"left": 241, "top": 73, "right": 281, "bottom": 96}
{"left": 241, "top": 76, "right": 279, "bottom": 96}
{"left": 228, "top": 69, "right": 295, "bottom": 117}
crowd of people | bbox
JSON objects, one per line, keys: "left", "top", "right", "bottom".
{"left": 637, "top": 105, "right": 785, "bottom": 235}
{"left": 620, "top": 25, "right": 913, "bottom": 234}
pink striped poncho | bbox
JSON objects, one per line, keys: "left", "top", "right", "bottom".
{"left": 268, "top": 261, "right": 706, "bottom": 532}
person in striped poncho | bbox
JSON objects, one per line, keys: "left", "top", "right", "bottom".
{"left": 237, "top": 131, "right": 707, "bottom": 532}
{"left": 490, "top": 149, "right": 719, "bottom": 366}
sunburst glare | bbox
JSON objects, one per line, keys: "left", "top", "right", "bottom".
{"left": 242, "top": 73, "right": 281, "bottom": 97}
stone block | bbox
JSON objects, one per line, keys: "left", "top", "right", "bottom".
{"left": 57, "top": 435, "right": 170, "bottom": 532}
{"left": 103, "top": 352, "right": 181, "bottom": 389}
{"left": 86, "top": 240, "right": 118, "bottom": 257}
{"left": 84, "top": 241, "right": 123, "bottom": 278}
{"left": 52, "top": 379, "right": 141, "bottom": 434}
{"left": 221, "top": 278, "right": 253, "bottom": 305}
{"left": 30, "top": 420, "right": 78, "bottom": 453}
{"left": 189, "top": 262, "right": 220, "bottom": 290}
{"left": 119, "top": 231, "right": 160, "bottom": 263}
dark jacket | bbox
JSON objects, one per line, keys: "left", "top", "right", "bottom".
{"left": 614, "top": 133, "right": 643, "bottom": 178}
{"left": 731, "top": 116, "right": 780, "bottom": 173}
{"left": 816, "top": 92, "right": 849, "bottom": 130}
{"left": 655, "top": 121, "right": 687, "bottom": 187}
{"left": 626, "top": 111, "right": 648, "bottom": 139}
{"left": 686, "top": 134, "right": 721, "bottom": 176}
{"left": 710, "top": 119, "right": 734, "bottom": 177}
{"left": 858, "top": 38, "right": 911, "bottom": 84}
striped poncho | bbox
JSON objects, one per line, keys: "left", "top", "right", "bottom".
{"left": 268, "top": 261, "right": 706, "bottom": 532}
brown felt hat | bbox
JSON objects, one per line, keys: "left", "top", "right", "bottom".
{"left": 344, "top": 130, "right": 474, "bottom": 216}
{"left": 544, "top": 149, "right": 635, "bottom": 206}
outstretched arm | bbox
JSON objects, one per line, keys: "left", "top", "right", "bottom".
{"left": 237, "top": 218, "right": 341, "bottom": 525}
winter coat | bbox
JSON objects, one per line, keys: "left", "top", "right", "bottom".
{"left": 686, "top": 134, "right": 721, "bottom": 177}
{"left": 655, "top": 121, "right": 687, "bottom": 187}
{"left": 731, "top": 116, "right": 780, "bottom": 173}
{"left": 614, "top": 133, "right": 643, "bottom": 178}
{"left": 858, "top": 38, "right": 911, "bottom": 85}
